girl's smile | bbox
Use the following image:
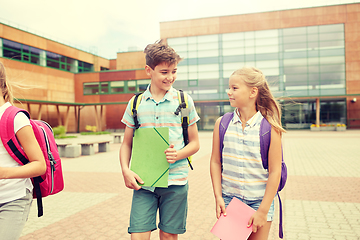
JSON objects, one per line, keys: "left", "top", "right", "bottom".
{"left": 227, "top": 75, "right": 253, "bottom": 108}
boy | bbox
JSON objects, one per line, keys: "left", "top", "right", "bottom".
{"left": 119, "top": 39, "right": 200, "bottom": 240}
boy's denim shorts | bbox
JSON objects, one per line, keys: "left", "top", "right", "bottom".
{"left": 222, "top": 194, "right": 275, "bottom": 221}
{"left": 128, "top": 183, "right": 188, "bottom": 234}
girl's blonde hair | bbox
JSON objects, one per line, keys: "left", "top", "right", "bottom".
{"left": 231, "top": 66, "right": 285, "bottom": 133}
{"left": 0, "top": 62, "right": 14, "bottom": 104}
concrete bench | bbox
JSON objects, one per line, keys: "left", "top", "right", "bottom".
{"left": 56, "top": 143, "right": 72, "bottom": 157}
{"left": 113, "top": 134, "right": 123, "bottom": 143}
{"left": 79, "top": 141, "right": 111, "bottom": 155}
{"left": 65, "top": 145, "right": 81, "bottom": 158}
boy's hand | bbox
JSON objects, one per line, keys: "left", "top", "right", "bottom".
{"left": 122, "top": 169, "right": 144, "bottom": 190}
{"left": 215, "top": 197, "right": 227, "bottom": 219}
{"left": 247, "top": 209, "right": 267, "bottom": 233}
{"left": 165, "top": 144, "right": 177, "bottom": 163}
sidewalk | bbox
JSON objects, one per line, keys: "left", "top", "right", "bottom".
{"left": 19, "top": 130, "right": 360, "bottom": 240}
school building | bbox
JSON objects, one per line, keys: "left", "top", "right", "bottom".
{"left": 1, "top": 3, "right": 360, "bottom": 132}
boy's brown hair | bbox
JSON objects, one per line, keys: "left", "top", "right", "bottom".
{"left": 144, "top": 39, "right": 182, "bottom": 70}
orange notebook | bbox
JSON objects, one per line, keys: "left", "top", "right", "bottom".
{"left": 211, "top": 197, "right": 255, "bottom": 240}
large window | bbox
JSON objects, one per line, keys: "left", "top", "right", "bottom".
{"left": 83, "top": 79, "right": 151, "bottom": 95}
{"left": 110, "top": 81, "right": 125, "bottom": 93}
{"left": 83, "top": 82, "right": 100, "bottom": 95}
{"left": 46, "top": 52, "right": 78, "bottom": 72}
{"left": 282, "top": 24, "right": 345, "bottom": 97}
{"left": 46, "top": 52, "right": 61, "bottom": 69}
{"left": 78, "top": 60, "right": 93, "bottom": 72}
{"left": 168, "top": 23, "right": 345, "bottom": 101}
{"left": 1, "top": 38, "right": 93, "bottom": 73}
{"left": 168, "top": 35, "right": 222, "bottom": 101}
{"left": 283, "top": 99, "right": 346, "bottom": 129}
{"left": 320, "top": 99, "right": 346, "bottom": 124}
{"left": 2, "top": 39, "right": 42, "bottom": 64}
{"left": 137, "top": 80, "right": 151, "bottom": 92}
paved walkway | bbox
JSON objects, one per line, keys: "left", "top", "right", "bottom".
{"left": 19, "top": 130, "right": 360, "bottom": 240}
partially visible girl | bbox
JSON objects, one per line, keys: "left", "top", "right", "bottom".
{"left": 210, "top": 66, "right": 285, "bottom": 240}
{"left": 0, "top": 61, "right": 46, "bottom": 240}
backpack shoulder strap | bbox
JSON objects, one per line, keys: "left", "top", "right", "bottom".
{"left": 176, "top": 90, "right": 193, "bottom": 170}
{"left": 0, "top": 106, "right": 30, "bottom": 166}
{"left": 259, "top": 117, "right": 286, "bottom": 238}
{"left": 0, "top": 106, "right": 30, "bottom": 136}
{"left": 219, "top": 112, "right": 234, "bottom": 164}
{"left": 130, "top": 92, "right": 143, "bottom": 130}
{"left": 175, "top": 89, "right": 188, "bottom": 117}
{"left": 259, "top": 117, "right": 272, "bottom": 169}
{"left": 177, "top": 90, "right": 189, "bottom": 142}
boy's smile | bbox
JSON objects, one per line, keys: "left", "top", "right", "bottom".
{"left": 146, "top": 62, "right": 178, "bottom": 96}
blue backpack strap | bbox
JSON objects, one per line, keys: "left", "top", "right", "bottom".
{"left": 219, "top": 112, "right": 234, "bottom": 165}
{"left": 259, "top": 117, "right": 285, "bottom": 239}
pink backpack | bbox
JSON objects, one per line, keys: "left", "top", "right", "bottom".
{"left": 0, "top": 106, "right": 64, "bottom": 217}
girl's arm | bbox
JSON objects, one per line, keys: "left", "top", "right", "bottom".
{"left": 119, "top": 126, "right": 143, "bottom": 190}
{"left": 164, "top": 122, "right": 200, "bottom": 163}
{"left": 210, "top": 117, "right": 226, "bottom": 219}
{"left": 0, "top": 125, "right": 46, "bottom": 179}
{"left": 248, "top": 127, "right": 282, "bottom": 232}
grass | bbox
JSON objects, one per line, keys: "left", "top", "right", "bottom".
{"left": 54, "top": 135, "right": 78, "bottom": 139}
{"left": 80, "top": 131, "right": 111, "bottom": 135}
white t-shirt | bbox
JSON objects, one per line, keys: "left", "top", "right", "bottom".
{"left": 0, "top": 102, "right": 33, "bottom": 203}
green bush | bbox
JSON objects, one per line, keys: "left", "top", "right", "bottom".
{"left": 53, "top": 126, "right": 66, "bottom": 137}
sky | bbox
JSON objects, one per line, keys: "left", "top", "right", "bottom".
{"left": 0, "top": 0, "right": 358, "bottom": 59}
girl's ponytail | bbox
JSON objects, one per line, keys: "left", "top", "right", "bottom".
{"left": 0, "top": 62, "right": 14, "bottom": 104}
{"left": 256, "top": 80, "right": 285, "bottom": 134}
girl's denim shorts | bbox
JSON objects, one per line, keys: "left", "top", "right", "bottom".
{"left": 222, "top": 194, "right": 275, "bottom": 221}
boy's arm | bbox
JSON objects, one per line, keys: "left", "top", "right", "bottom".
{"left": 164, "top": 122, "right": 200, "bottom": 163}
{"left": 210, "top": 117, "right": 226, "bottom": 219}
{"left": 119, "top": 126, "right": 144, "bottom": 190}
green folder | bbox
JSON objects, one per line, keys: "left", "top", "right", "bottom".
{"left": 130, "top": 127, "right": 170, "bottom": 188}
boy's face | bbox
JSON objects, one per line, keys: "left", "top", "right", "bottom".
{"left": 145, "top": 62, "right": 177, "bottom": 94}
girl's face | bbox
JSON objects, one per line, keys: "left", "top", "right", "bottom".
{"left": 227, "top": 75, "right": 253, "bottom": 108}
{"left": 146, "top": 62, "right": 177, "bottom": 94}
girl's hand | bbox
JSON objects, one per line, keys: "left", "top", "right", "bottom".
{"left": 165, "top": 144, "right": 177, "bottom": 163}
{"left": 215, "top": 197, "right": 227, "bottom": 219}
{"left": 247, "top": 209, "right": 267, "bottom": 233}
{"left": 122, "top": 169, "right": 143, "bottom": 190}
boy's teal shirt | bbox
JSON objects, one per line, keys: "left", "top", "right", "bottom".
{"left": 121, "top": 84, "right": 200, "bottom": 190}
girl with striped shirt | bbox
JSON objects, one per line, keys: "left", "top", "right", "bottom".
{"left": 210, "top": 67, "right": 285, "bottom": 240}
